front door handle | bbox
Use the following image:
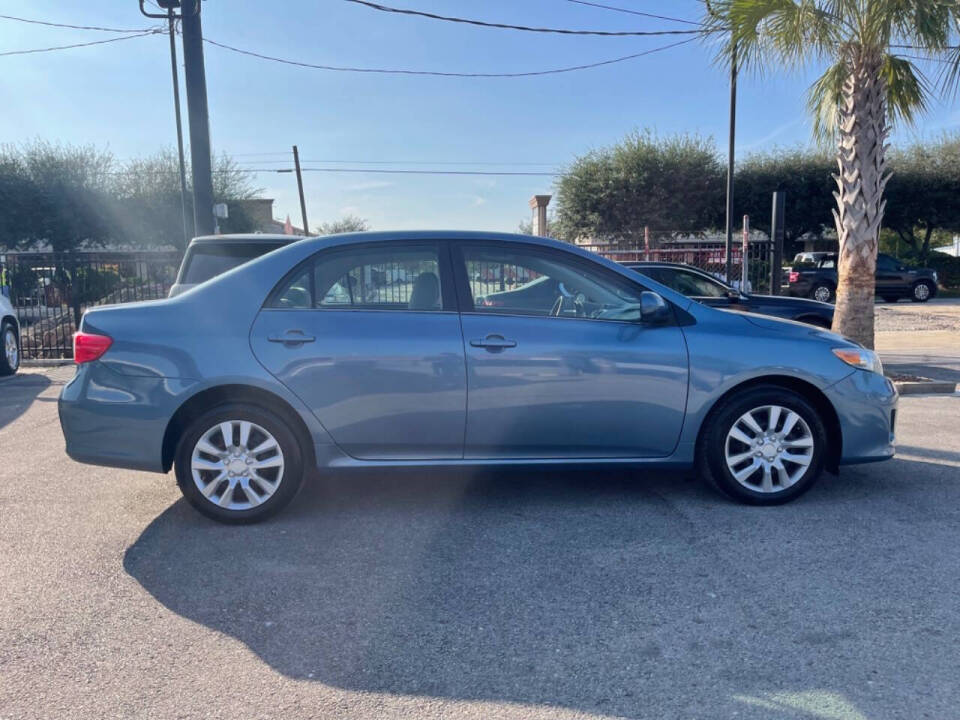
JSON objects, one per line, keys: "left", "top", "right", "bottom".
{"left": 267, "top": 329, "right": 316, "bottom": 345}
{"left": 470, "top": 334, "right": 517, "bottom": 351}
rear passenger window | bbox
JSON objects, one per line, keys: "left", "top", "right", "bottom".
{"left": 270, "top": 244, "right": 444, "bottom": 311}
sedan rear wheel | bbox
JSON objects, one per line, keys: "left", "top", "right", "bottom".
{"left": 175, "top": 403, "right": 303, "bottom": 523}
{"left": 700, "top": 386, "right": 827, "bottom": 505}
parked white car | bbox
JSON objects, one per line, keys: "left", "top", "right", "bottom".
{"left": 0, "top": 292, "right": 20, "bottom": 376}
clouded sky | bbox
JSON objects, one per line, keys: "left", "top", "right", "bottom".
{"left": 1, "top": 0, "right": 956, "bottom": 233}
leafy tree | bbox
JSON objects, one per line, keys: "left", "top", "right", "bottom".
{"left": 0, "top": 141, "right": 115, "bottom": 252}
{"left": 883, "top": 135, "right": 960, "bottom": 262}
{"left": 553, "top": 130, "right": 725, "bottom": 243}
{"left": 110, "top": 150, "right": 260, "bottom": 250}
{"left": 734, "top": 148, "right": 835, "bottom": 253}
{"left": 316, "top": 215, "right": 370, "bottom": 235}
{"left": 705, "top": 0, "right": 960, "bottom": 348}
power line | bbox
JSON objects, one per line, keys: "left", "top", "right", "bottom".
{"left": 562, "top": 0, "right": 703, "bottom": 26}
{"left": 202, "top": 35, "right": 697, "bottom": 77}
{"left": 0, "top": 31, "right": 162, "bottom": 58}
{"left": 343, "top": 0, "right": 703, "bottom": 36}
{"left": 235, "top": 158, "right": 561, "bottom": 166}
{"left": 276, "top": 167, "right": 559, "bottom": 176}
{"left": 0, "top": 13, "right": 159, "bottom": 33}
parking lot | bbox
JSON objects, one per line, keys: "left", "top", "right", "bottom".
{"left": 0, "top": 366, "right": 958, "bottom": 719}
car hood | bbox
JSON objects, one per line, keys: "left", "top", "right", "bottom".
{"left": 745, "top": 294, "right": 834, "bottom": 312}
{"left": 737, "top": 311, "right": 856, "bottom": 346}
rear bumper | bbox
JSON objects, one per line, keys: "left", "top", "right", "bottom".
{"left": 58, "top": 363, "right": 194, "bottom": 473}
{"left": 828, "top": 370, "right": 898, "bottom": 465}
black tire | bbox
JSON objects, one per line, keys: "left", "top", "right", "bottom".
{"left": 911, "top": 280, "right": 935, "bottom": 303}
{"left": 881, "top": 296, "right": 900, "bottom": 303}
{"left": 175, "top": 402, "right": 304, "bottom": 523}
{"left": 809, "top": 282, "right": 834, "bottom": 304}
{"left": 0, "top": 320, "right": 19, "bottom": 376}
{"left": 698, "top": 386, "right": 828, "bottom": 505}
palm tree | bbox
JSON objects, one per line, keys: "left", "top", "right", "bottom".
{"left": 703, "top": 1, "right": 960, "bottom": 348}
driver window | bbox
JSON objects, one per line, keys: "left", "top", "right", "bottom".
{"left": 461, "top": 245, "right": 645, "bottom": 321}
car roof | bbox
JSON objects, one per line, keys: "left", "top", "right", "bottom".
{"left": 188, "top": 234, "right": 306, "bottom": 246}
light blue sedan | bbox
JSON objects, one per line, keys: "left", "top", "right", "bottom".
{"left": 58, "top": 232, "right": 897, "bottom": 522}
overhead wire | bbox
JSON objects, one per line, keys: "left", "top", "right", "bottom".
{"left": 201, "top": 35, "right": 698, "bottom": 77}
{"left": 342, "top": 0, "right": 704, "bottom": 36}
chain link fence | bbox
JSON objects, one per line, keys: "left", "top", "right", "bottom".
{"left": 0, "top": 251, "right": 182, "bottom": 360}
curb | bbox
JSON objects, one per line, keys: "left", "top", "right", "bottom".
{"left": 21, "top": 359, "right": 73, "bottom": 368}
{"left": 893, "top": 380, "right": 958, "bottom": 395}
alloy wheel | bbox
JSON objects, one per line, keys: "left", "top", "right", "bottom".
{"left": 190, "top": 420, "right": 284, "bottom": 511}
{"left": 724, "top": 405, "right": 815, "bottom": 493}
{"left": 4, "top": 328, "right": 18, "bottom": 370}
{"left": 813, "top": 286, "right": 832, "bottom": 303}
{"left": 914, "top": 283, "right": 931, "bottom": 301}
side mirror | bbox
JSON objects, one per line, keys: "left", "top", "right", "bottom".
{"left": 640, "top": 291, "right": 670, "bottom": 324}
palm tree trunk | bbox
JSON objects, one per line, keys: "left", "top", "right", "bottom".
{"left": 831, "top": 52, "right": 889, "bottom": 349}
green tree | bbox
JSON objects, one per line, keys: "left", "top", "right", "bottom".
{"left": 734, "top": 148, "right": 835, "bottom": 252}
{"left": 316, "top": 215, "right": 370, "bottom": 235}
{"left": 0, "top": 141, "right": 115, "bottom": 252}
{"left": 705, "top": 0, "right": 960, "bottom": 348}
{"left": 883, "top": 134, "right": 960, "bottom": 262}
{"left": 554, "top": 130, "right": 725, "bottom": 243}
{"left": 110, "top": 150, "right": 260, "bottom": 250}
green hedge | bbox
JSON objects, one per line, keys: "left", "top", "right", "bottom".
{"left": 926, "top": 253, "right": 960, "bottom": 288}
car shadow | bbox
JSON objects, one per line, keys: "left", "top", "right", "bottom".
{"left": 0, "top": 373, "right": 52, "bottom": 431}
{"left": 124, "top": 458, "right": 960, "bottom": 718}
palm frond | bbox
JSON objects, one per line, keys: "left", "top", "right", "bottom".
{"left": 883, "top": 55, "right": 930, "bottom": 126}
{"left": 807, "top": 59, "right": 847, "bottom": 143}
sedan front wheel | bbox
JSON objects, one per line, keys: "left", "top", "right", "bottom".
{"left": 175, "top": 403, "right": 304, "bottom": 523}
{"left": 700, "top": 386, "right": 827, "bottom": 505}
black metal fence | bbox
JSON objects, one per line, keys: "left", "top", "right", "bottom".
{"left": 0, "top": 251, "right": 182, "bottom": 360}
{"left": 578, "top": 230, "right": 779, "bottom": 295}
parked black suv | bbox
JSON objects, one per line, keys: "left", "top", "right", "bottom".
{"left": 785, "top": 252, "right": 938, "bottom": 303}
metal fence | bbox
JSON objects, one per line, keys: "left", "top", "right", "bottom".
{"left": 577, "top": 230, "right": 778, "bottom": 295}
{"left": 0, "top": 251, "right": 182, "bottom": 360}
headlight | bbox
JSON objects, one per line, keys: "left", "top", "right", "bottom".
{"left": 932, "top": 271, "right": 938, "bottom": 282}
{"left": 833, "top": 347, "right": 884, "bottom": 375}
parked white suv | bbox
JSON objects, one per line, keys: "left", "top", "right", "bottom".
{"left": 169, "top": 234, "right": 301, "bottom": 297}
{"left": 0, "top": 292, "right": 20, "bottom": 376}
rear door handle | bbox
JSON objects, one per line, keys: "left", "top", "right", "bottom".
{"left": 470, "top": 334, "right": 517, "bottom": 351}
{"left": 267, "top": 329, "right": 316, "bottom": 345}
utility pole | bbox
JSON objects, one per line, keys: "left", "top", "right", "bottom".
{"left": 180, "top": 0, "right": 215, "bottom": 236}
{"left": 293, "top": 146, "right": 310, "bottom": 235}
{"left": 724, "top": 43, "right": 738, "bottom": 285}
{"left": 167, "top": 7, "right": 191, "bottom": 244}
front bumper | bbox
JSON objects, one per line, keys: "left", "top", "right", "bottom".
{"left": 828, "top": 370, "right": 898, "bottom": 465}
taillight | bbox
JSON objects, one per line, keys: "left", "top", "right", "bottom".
{"left": 73, "top": 332, "right": 113, "bottom": 364}
{"left": 788, "top": 271, "right": 799, "bottom": 283}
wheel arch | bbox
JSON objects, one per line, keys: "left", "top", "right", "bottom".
{"left": 161, "top": 384, "right": 317, "bottom": 473}
{"left": 695, "top": 375, "right": 843, "bottom": 474}
{"left": 2, "top": 314, "right": 18, "bottom": 337}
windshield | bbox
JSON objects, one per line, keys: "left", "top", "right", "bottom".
{"left": 179, "top": 243, "right": 283, "bottom": 285}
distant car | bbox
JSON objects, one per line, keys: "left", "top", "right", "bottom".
{"left": 785, "top": 252, "right": 938, "bottom": 303}
{"left": 169, "top": 234, "right": 302, "bottom": 297}
{"left": 624, "top": 262, "right": 835, "bottom": 329}
{"left": 0, "top": 292, "right": 20, "bottom": 376}
{"left": 59, "top": 231, "right": 897, "bottom": 523}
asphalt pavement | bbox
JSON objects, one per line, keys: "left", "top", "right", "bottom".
{"left": 1, "top": 367, "right": 959, "bottom": 720}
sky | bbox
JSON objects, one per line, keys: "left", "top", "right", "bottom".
{"left": 1, "top": 0, "right": 958, "bottom": 233}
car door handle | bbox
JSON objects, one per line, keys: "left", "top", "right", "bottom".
{"left": 470, "top": 335, "right": 517, "bottom": 350}
{"left": 267, "top": 329, "right": 316, "bottom": 345}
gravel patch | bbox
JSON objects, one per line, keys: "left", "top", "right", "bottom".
{"left": 874, "top": 303, "right": 960, "bottom": 332}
